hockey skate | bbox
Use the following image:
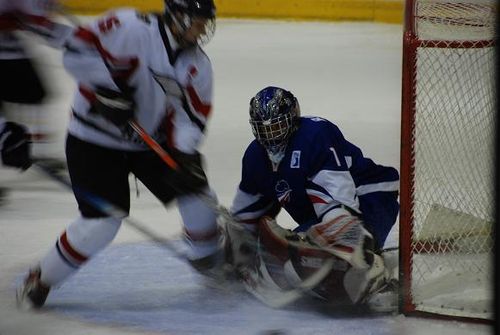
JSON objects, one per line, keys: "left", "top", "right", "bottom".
{"left": 188, "top": 246, "right": 232, "bottom": 286}
{"left": 16, "top": 267, "right": 51, "bottom": 309}
{"left": 365, "top": 277, "right": 398, "bottom": 313}
{"left": 364, "top": 252, "right": 399, "bottom": 313}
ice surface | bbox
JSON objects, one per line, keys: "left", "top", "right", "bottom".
{"left": 0, "top": 18, "right": 493, "bottom": 335}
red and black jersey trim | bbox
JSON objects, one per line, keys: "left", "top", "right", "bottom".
{"left": 157, "top": 14, "right": 179, "bottom": 66}
{"left": 156, "top": 16, "right": 210, "bottom": 132}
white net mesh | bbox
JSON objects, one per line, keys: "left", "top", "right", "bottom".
{"left": 405, "top": 0, "right": 495, "bottom": 320}
{"left": 415, "top": 0, "right": 495, "bottom": 42}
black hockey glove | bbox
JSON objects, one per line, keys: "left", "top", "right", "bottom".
{"left": 170, "top": 150, "right": 209, "bottom": 195}
{"left": 93, "top": 86, "right": 135, "bottom": 128}
{"left": 0, "top": 12, "right": 22, "bottom": 31}
{"left": 0, "top": 122, "right": 32, "bottom": 170}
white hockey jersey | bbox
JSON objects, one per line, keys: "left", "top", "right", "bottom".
{"left": 62, "top": 9, "right": 213, "bottom": 153}
{"left": 0, "top": 0, "right": 55, "bottom": 59}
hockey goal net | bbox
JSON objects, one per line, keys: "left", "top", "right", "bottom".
{"left": 400, "top": 0, "right": 495, "bottom": 321}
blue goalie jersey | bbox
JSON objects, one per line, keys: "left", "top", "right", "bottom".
{"left": 231, "top": 116, "right": 399, "bottom": 248}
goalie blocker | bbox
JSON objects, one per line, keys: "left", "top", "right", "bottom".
{"left": 225, "top": 215, "right": 396, "bottom": 311}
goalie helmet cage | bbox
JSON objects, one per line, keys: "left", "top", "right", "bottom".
{"left": 399, "top": 0, "right": 495, "bottom": 322}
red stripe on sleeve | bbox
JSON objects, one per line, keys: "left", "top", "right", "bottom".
{"left": 308, "top": 194, "right": 328, "bottom": 204}
{"left": 186, "top": 85, "right": 212, "bottom": 117}
{"left": 73, "top": 27, "right": 139, "bottom": 82}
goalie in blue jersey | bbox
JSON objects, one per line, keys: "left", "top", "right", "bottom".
{"left": 225, "top": 86, "right": 400, "bottom": 311}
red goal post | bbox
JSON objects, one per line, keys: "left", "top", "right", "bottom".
{"left": 399, "top": 0, "right": 495, "bottom": 321}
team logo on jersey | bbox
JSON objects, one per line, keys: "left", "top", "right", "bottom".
{"left": 310, "top": 117, "right": 326, "bottom": 122}
{"left": 275, "top": 180, "right": 292, "bottom": 204}
{"left": 290, "top": 150, "right": 301, "bottom": 168}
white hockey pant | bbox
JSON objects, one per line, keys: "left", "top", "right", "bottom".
{"left": 39, "top": 216, "right": 122, "bottom": 286}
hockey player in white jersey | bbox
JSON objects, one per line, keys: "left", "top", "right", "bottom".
{"left": 0, "top": 0, "right": 53, "bottom": 118}
{"left": 16, "top": 0, "right": 222, "bottom": 308}
{"left": 0, "top": 0, "right": 56, "bottom": 200}
{"left": 226, "top": 86, "right": 399, "bottom": 311}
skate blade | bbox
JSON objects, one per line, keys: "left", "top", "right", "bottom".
{"left": 15, "top": 287, "right": 35, "bottom": 311}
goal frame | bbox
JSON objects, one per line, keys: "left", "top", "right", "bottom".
{"left": 399, "top": 0, "right": 495, "bottom": 322}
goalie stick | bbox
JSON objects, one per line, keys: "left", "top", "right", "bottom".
{"left": 243, "top": 258, "right": 335, "bottom": 308}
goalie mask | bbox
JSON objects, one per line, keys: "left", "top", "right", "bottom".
{"left": 249, "top": 87, "right": 300, "bottom": 166}
{"left": 164, "top": 0, "right": 216, "bottom": 47}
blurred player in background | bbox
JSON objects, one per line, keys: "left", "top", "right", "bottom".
{"left": 0, "top": 0, "right": 60, "bottom": 203}
{"left": 15, "top": 0, "right": 223, "bottom": 308}
{"left": 0, "top": 116, "right": 32, "bottom": 203}
{"left": 226, "top": 86, "right": 400, "bottom": 311}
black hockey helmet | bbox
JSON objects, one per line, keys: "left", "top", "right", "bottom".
{"left": 164, "top": 0, "right": 216, "bottom": 46}
{"left": 249, "top": 86, "right": 300, "bottom": 165}
{"left": 166, "top": 0, "right": 216, "bottom": 19}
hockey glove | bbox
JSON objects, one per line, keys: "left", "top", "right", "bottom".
{"left": 93, "top": 86, "right": 135, "bottom": 128}
{"left": 0, "top": 13, "right": 22, "bottom": 31}
{"left": 306, "top": 208, "right": 375, "bottom": 270}
{"left": 170, "top": 150, "right": 208, "bottom": 194}
{"left": 0, "top": 122, "right": 32, "bottom": 170}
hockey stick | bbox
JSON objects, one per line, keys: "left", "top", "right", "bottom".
{"left": 128, "top": 121, "right": 223, "bottom": 208}
{"left": 243, "top": 258, "right": 335, "bottom": 308}
{"left": 128, "top": 121, "right": 178, "bottom": 169}
{"left": 32, "top": 158, "right": 187, "bottom": 260}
